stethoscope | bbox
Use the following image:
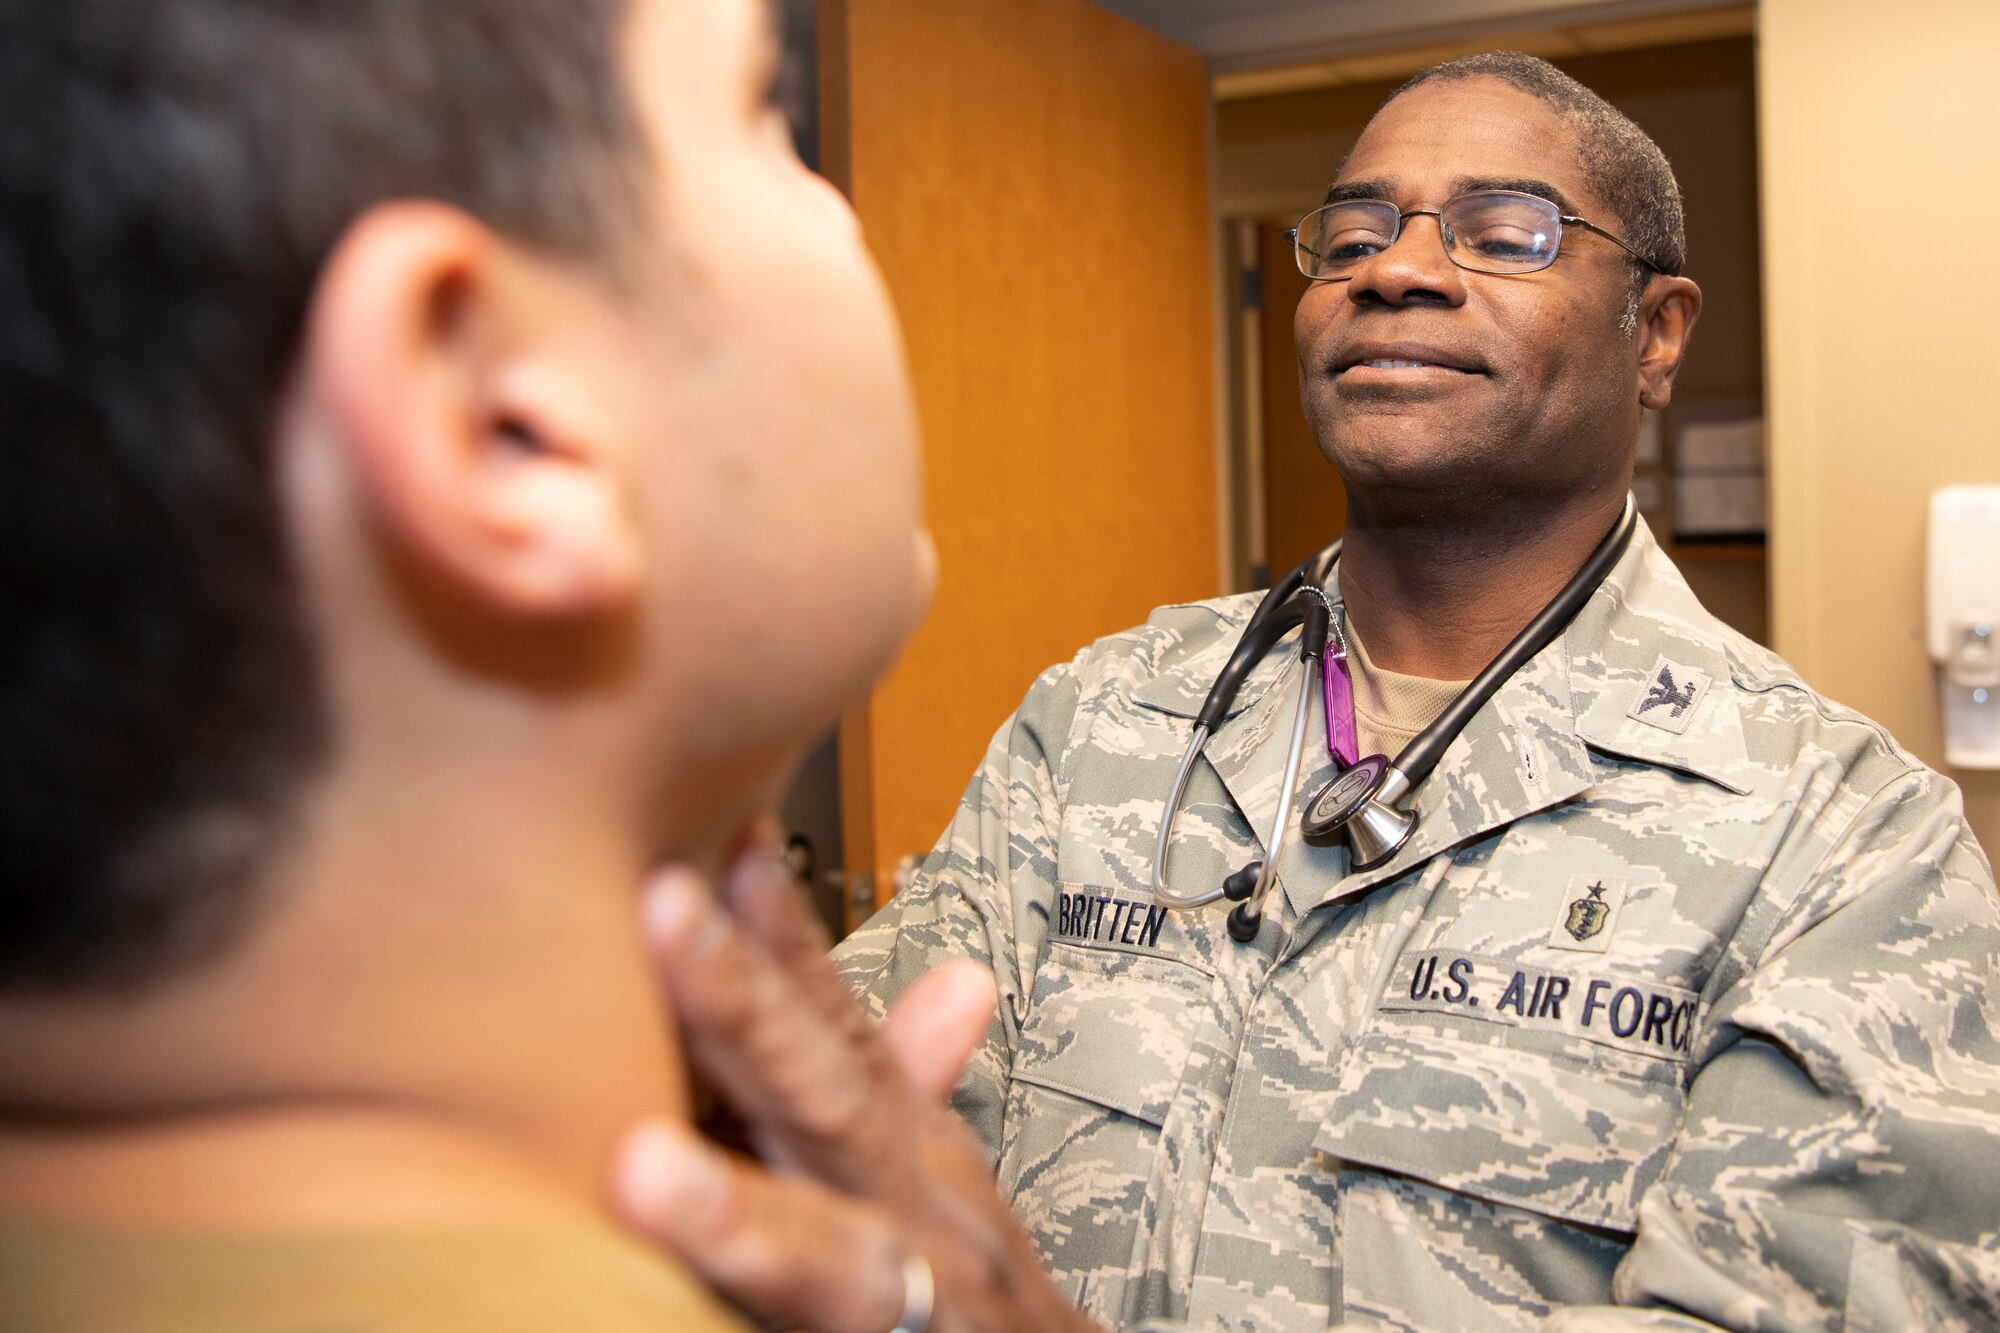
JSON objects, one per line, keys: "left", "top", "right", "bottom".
{"left": 1151, "top": 497, "right": 1637, "bottom": 943}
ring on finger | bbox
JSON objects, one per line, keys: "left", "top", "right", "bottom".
{"left": 889, "top": 1253, "right": 934, "bottom": 1333}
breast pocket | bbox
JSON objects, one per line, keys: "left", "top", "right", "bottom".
{"left": 1314, "top": 1029, "right": 1683, "bottom": 1328}
{"left": 1001, "top": 939, "right": 1211, "bottom": 1322}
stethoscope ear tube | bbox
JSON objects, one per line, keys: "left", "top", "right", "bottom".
{"left": 1196, "top": 586, "right": 1309, "bottom": 733}
{"left": 1223, "top": 597, "right": 1329, "bottom": 938}
{"left": 1153, "top": 590, "right": 1329, "bottom": 916}
{"left": 1195, "top": 543, "right": 1338, "bottom": 732}
{"left": 1150, "top": 722, "right": 1222, "bottom": 908}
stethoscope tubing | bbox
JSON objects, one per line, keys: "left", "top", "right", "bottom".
{"left": 1151, "top": 496, "right": 1637, "bottom": 935}
{"left": 1151, "top": 591, "right": 1329, "bottom": 909}
{"left": 1394, "top": 498, "right": 1639, "bottom": 790}
{"left": 1150, "top": 725, "right": 1218, "bottom": 907}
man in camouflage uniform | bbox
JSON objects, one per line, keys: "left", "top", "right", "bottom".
{"left": 833, "top": 52, "right": 2000, "bottom": 1332}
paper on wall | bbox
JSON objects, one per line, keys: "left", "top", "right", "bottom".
{"left": 1635, "top": 409, "right": 1664, "bottom": 466}
{"left": 1675, "top": 471, "right": 1767, "bottom": 536}
{"left": 1631, "top": 472, "right": 1665, "bottom": 512}
{"left": 1678, "top": 417, "right": 1765, "bottom": 472}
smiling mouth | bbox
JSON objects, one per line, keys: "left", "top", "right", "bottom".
{"left": 1336, "top": 359, "right": 1482, "bottom": 379}
{"left": 1332, "top": 341, "right": 1487, "bottom": 376}
{"left": 1328, "top": 338, "right": 1489, "bottom": 386}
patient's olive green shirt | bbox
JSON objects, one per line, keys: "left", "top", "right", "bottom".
{"left": 0, "top": 1215, "right": 750, "bottom": 1332}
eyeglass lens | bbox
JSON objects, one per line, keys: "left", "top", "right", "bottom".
{"left": 1293, "top": 191, "right": 1565, "bottom": 279}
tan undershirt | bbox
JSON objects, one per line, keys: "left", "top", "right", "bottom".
{"left": 1342, "top": 614, "right": 1471, "bottom": 760}
{"left": 0, "top": 1215, "right": 751, "bottom": 1333}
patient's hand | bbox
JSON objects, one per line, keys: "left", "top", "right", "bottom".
{"left": 614, "top": 845, "right": 1098, "bottom": 1333}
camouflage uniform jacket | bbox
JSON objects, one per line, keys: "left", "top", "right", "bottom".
{"left": 836, "top": 521, "right": 2000, "bottom": 1332}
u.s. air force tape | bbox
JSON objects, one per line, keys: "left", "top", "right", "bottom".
{"left": 1379, "top": 948, "right": 1701, "bottom": 1063}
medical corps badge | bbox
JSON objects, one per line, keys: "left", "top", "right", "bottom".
{"left": 1565, "top": 885, "right": 1610, "bottom": 940}
{"left": 1548, "top": 877, "right": 1626, "bottom": 953}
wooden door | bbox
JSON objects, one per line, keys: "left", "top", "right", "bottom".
{"left": 819, "top": 0, "right": 1218, "bottom": 914}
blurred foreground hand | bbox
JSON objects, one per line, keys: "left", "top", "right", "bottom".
{"left": 615, "top": 845, "right": 1100, "bottom": 1333}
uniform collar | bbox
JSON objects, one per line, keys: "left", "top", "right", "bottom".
{"left": 1128, "top": 598, "right": 1302, "bottom": 849}
{"left": 1128, "top": 599, "right": 1288, "bottom": 726}
{"left": 1563, "top": 523, "right": 1755, "bottom": 796}
{"left": 1130, "top": 517, "right": 1758, "bottom": 911}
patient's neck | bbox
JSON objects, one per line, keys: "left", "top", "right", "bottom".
{"left": 0, "top": 743, "right": 706, "bottom": 1233}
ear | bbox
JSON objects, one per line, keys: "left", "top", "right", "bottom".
{"left": 302, "top": 201, "right": 642, "bottom": 618}
{"left": 1634, "top": 274, "right": 1703, "bottom": 412}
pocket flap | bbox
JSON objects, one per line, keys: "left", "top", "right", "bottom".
{"left": 1012, "top": 942, "right": 1209, "bottom": 1127}
{"left": 1313, "top": 1029, "right": 1681, "bottom": 1233}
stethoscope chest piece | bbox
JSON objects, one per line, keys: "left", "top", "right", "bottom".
{"left": 1302, "top": 755, "right": 1419, "bottom": 871}
{"left": 1300, "top": 755, "right": 1389, "bottom": 840}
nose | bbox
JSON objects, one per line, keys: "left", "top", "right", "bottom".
{"left": 1346, "top": 211, "right": 1466, "bottom": 309}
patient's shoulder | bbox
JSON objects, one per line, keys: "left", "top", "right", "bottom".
{"left": 0, "top": 1215, "right": 753, "bottom": 1332}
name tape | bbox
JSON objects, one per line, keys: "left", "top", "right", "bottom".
{"left": 1055, "top": 891, "right": 1171, "bottom": 953}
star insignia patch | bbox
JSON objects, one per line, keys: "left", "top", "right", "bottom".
{"left": 1627, "top": 654, "right": 1711, "bottom": 735}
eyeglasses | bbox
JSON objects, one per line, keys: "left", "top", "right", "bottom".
{"left": 1285, "top": 190, "right": 1661, "bottom": 280}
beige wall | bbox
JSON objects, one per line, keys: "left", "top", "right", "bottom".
{"left": 1762, "top": 0, "right": 2000, "bottom": 852}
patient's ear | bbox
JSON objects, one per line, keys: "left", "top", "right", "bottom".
{"left": 303, "top": 201, "right": 641, "bottom": 618}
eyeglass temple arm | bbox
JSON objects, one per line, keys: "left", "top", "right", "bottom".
{"left": 1565, "top": 215, "right": 1665, "bottom": 273}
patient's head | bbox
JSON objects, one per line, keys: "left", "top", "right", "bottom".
{"left": 0, "top": 0, "right": 930, "bottom": 996}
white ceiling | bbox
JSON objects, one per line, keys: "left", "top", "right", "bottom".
{"left": 1090, "top": 0, "right": 1742, "bottom": 70}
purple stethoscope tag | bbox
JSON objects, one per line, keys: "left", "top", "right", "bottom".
{"left": 1323, "top": 639, "right": 1359, "bottom": 768}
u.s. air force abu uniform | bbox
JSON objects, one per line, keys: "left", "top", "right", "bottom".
{"left": 835, "top": 519, "right": 2000, "bottom": 1331}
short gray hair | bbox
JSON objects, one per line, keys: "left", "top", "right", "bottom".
{"left": 1392, "top": 51, "right": 1686, "bottom": 281}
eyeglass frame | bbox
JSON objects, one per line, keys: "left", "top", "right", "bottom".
{"left": 1283, "top": 189, "right": 1666, "bottom": 281}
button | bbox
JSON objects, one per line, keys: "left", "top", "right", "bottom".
{"left": 1948, "top": 618, "right": 2000, "bottom": 688}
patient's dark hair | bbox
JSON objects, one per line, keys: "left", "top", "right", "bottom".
{"left": 0, "top": 0, "right": 641, "bottom": 993}
{"left": 1393, "top": 51, "right": 1686, "bottom": 280}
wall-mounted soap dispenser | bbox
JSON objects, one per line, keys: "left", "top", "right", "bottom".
{"left": 1928, "top": 486, "right": 2000, "bottom": 770}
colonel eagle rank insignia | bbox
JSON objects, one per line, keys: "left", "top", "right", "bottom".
{"left": 1627, "top": 654, "right": 1712, "bottom": 735}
